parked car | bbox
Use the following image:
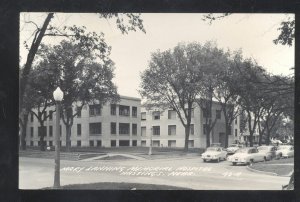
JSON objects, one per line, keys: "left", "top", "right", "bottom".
{"left": 227, "top": 147, "right": 265, "bottom": 166}
{"left": 201, "top": 146, "right": 227, "bottom": 162}
{"left": 277, "top": 145, "right": 294, "bottom": 158}
{"left": 226, "top": 144, "right": 242, "bottom": 155}
{"left": 257, "top": 145, "right": 276, "bottom": 160}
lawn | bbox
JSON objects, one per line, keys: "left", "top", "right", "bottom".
{"left": 51, "top": 182, "right": 191, "bottom": 190}
{"left": 249, "top": 157, "right": 294, "bottom": 176}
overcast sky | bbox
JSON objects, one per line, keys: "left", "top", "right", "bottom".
{"left": 20, "top": 13, "right": 294, "bottom": 98}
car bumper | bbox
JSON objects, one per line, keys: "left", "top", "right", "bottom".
{"left": 229, "top": 159, "right": 248, "bottom": 164}
{"left": 202, "top": 156, "right": 218, "bottom": 161}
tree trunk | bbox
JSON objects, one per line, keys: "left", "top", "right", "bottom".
{"left": 266, "top": 128, "right": 271, "bottom": 145}
{"left": 184, "top": 125, "right": 190, "bottom": 152}
{"left": 20, "top": 117, "right": 28, "bottom": 150}
{"left": 65, "top": 124, "right": 72, "bottom": 152}
{"left": 39, "top": 123, "right": 46, "bottom": 151}
{"left": 225, "top": 125, "right": 230, "bottom": 148}
{"left": 206, "top": 126, "right": 210, "bottom": 148}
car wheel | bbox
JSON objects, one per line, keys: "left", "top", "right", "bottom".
{"left": 232, "top": 162, "right": 237, "bottom": 166}
{"left": 263, "top": 157, "right": 267, "bottom": 162}
{"left": 249, "top": 159, "right": 254, "bottom": 165}
{"left": 203, "top": 159, "right": 206, "bottom": 162}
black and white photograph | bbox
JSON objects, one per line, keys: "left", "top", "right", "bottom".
{"left": 19, "top": 13, "right": 295, "bottom": 191}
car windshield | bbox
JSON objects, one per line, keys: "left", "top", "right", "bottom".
{"left": 206, "top": 147, "right": 220, "bottom": 151}
{"left": 258, "top": 146, "right": 269, "bottom": 151}
{"left": 278, "top": 146, "right": 290, "bottom": 150}
{"left": 229, "top": 144, "right": 238, "bottom": 147}
{"left": 236, "top": 148, "right": 250, "bottom": 153}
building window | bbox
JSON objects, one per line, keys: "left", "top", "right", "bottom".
{"left": 111, "top": 140, "right": 116, "bottom": 147}
{"left": 152, "top": 111, "right": 160, "bottom": 120}
{"left": 141, "top": 140, "right": 146, "bottom": 147}
{"left": 119, "top": 123, "right": 130, "bottom": 135}
{"left": 228, "top": 127, "right": 232, "bottom": 135}
{"left": 235, "top": 118, "right": 238, "bottom": 124}
{"left": 168, "top": 140, "right": 176, "bottom": 147}
{"left": 89, "top": 140, "right": 94, "bottom": 147}
{"left": 49, "top": 126, "right": 53, "bottom": 137}
{"left": 168, "top": 110, "right": 176, "bottom": 119}
{"left": 119, "top": 105, "right": 130, "bottom": 116}
{"left": 153, "top": 140, "right": 160, "bottom": 147}
{"left": 141, "top": 112, "right": 146, "bottom": 120}
{"left": 30, "top": 127, "right": 34, "bottom": 137}
{"left": 111, "top": 104, "right": 116, "bottom": 115}
{"left": 132, "top": 140, "right": 137, "bottom": 146}
{"left": 132, "top": 124, "right": 137, "bottom": 135}
{"left": 152, "top": 126, "right": 160, "bottom": 136}
{"left": 203, "top": 124, "right": 208, "bottom": 135}
{"left": 111, "top": 122, "right": 116, "bottom": 135}
{"left": 235, "top": 129, "right": 238, "bottom": 137}
{"left": 30, "top": 113, "right": 34, "bottom": 122}
{"left": 77, "top": 141, "right": 81, "bottom": 147}
{"left": 49, "top": 110, "right": 53, "bottom": 120}
{"left": 132, "top": 107, "right": 137, "bottom": 117}
{"left": 188, "top": 140, "right": 194, "bottom": 148}
{"left": 44, "top": 111, "right": 47, "bottom": 121}
{"left": 119, "top": 140, "right": 130, "bottom": 146}
{"left": 60, "top": 125, "right": 62, "bottom": 136}
{"left": 141, "top": 127, "right": 146, "bottom": 136}
{"left": 89, "top": 122, "right": 102, "bottom": 135}
{"left": 190, "top": 124, "right": 194, "bottom": 135}
{"left": 38, "top": 126, "right": 47, "bottom": 137}
{"left": 216, "top": 110, "right": 221, "bottom": 119}
{"left": 77, "top": 124, "right": 81, "bottom": 136}
{"left": 30, "top": 141, "right": 33, "bottom": 146}
{"left": 97, "top": 140, "right": 102, "bottom": 147}
{"left": 168, "top": 125, "right": 176, "bottom": 136}
{"left": 76, "top": 107, "right": 81, "bottom": 118}
{"left": 89, "top": 104, "right": 101, "bottom": 116}
{"left": 49, "top": 141, "right": 53, "bottom": 146}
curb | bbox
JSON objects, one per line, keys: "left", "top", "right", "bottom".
{"left": 246, "top": 165, "right": 278, "bottom": 176}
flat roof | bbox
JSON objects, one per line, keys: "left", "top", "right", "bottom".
{"left": 120, "top": 95, "right": 141, "bottom": 101}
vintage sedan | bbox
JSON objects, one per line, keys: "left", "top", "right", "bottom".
{"left": 227, "top": 147, "right": 265, "bottom": 165}
{"left": 201, "top": 147, "right": 227, "bottom": 162}
{"left": 226, "top": 144, "right": 242, "bottom": 155}
{"left": 257, "top": 145, "right": 277, "bottom": 160}
{"left": 277, "top": 145, "right": 294, "bottom": 158}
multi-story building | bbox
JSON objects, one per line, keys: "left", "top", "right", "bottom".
{"left": 140, "top": 102, "right": 241, "bottom": 148}
{"left": 25, "top": 96, "right": 141, "bottom": 148}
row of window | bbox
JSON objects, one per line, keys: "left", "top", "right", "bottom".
{"left": 141, "top": 109, "right": 228, "bottom": 121}
{"left": 31, "top": 140, "right": 137, "bottom": 147}
{"left": 141, "top": 125, "right": 238, "bottom": 136}
{"left": 29, "top": 105, "right": 138, "bottom": 123}
{"left": 141, "top": 125, "right": 194, "bottom": 136}
{"left": 141, "top": 140, "right": 194, "bottom": 148}
{"left": 29, "top": 122, "right": 138, "bottom": 137}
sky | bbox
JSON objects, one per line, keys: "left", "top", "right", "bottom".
{"left": 20, "top": 13, "right": 294, "bottom": 98}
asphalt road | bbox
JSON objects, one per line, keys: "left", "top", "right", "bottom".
{"left": 19, "top": 155, "right": 290, "bottom": 190}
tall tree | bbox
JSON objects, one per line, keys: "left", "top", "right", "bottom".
{"left": 213, "top": 52, "right": 242, "bottom": 147}
{"left": 235, "top": 59, "right": 266, "bottom": 146}
{"left": 195, "top": 42, "right": 230, "bottom": 148}
{"left": 140, "top": 43, "right": 205, "bottom": 151}
{"left": 39, "top": 40, "right": 119, "bottom": 151}
{"left": 19, "top": 13, "right": 145, "bottom": 112}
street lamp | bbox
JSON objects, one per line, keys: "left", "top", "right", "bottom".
{"left": 53, "top": 87, "right": 64, "bottom": 188}
{"left": 148, "top": 127, "right": 153, "bottom": 155}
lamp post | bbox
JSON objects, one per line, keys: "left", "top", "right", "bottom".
{"left": 148, "top": 127, "right": 153, "bottom": 155}
{"left": 53, "top": 87, "right": 64, "bottom": 188}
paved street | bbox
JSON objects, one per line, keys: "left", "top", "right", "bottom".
{"left": 19, "top": 155, "right": 290, "bottom": 190}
